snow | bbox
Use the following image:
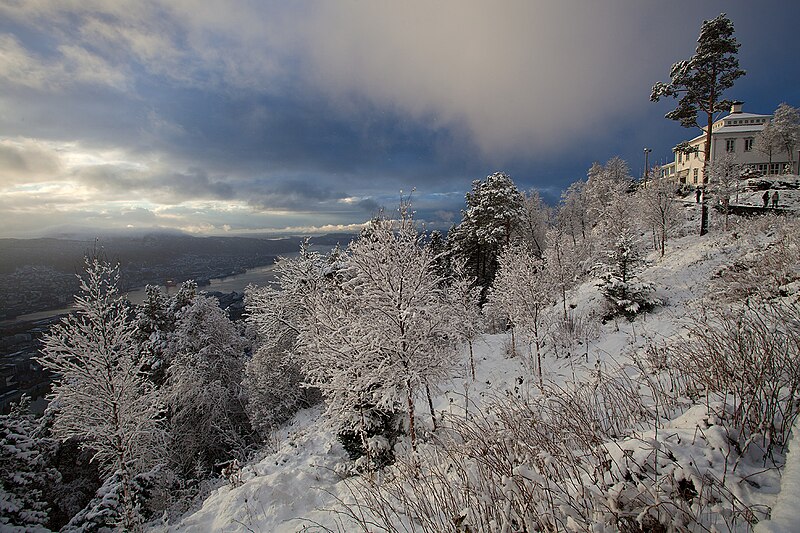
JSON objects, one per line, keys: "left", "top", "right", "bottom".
{"left": 165, "top": 203, "right": 800, "bottom": 532}
{"left": 755, "top": 418, "right": 800, "bottom": 533}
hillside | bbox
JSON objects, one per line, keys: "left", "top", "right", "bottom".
{"left": 165, "top": 208, "right": 800, "bottom": 532}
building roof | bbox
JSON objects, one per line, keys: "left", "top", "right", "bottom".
{"left": 722, "top": 112, "right": 770, "bottom": 121}
{"left": 671, "top": 104, "right": 773, "bottom": 150}
{"left": 713, "top": 124, "right": 767, "bottom": 134}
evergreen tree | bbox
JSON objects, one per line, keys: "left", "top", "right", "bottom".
{"left": 449, "top": 172, "right": 525, "bottom": 299}
{"left": 598, "top": 229, "right": 659, "bottom": 320}
{"left": 0, "top": 397, "right": 58, "bottom": 532}
{"left": 651, "top": 12, "right": 745, "bottom": 234}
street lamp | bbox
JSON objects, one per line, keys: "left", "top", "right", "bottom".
{"left": 643, "top": 148, "right": 652, "bottom": 187}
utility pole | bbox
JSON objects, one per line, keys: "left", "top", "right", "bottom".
{"left": 643, "top": 148, "right": 652, "bottom": 187}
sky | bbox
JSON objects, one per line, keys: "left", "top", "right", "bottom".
{"left": 1, "top": 1, "right": 799, "bottom": 238}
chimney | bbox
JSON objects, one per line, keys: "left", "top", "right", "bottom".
{"left": 730, "top": 101, "right": 743, "bottom": 114}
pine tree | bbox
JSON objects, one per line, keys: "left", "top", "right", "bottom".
{"left": 38, "top": 258, "right": 164, "bottom": 531}
{"left": 651, "top": 13, "right": 745, "bottom": 234}
{"left": 598, "top": 230, "right": 659, "bottom": 320}
{"left": 0, "top": 397, "right": 58, "bottom": 532}
{"left": 449, "top": 172, "right": 525, "bottom": 300}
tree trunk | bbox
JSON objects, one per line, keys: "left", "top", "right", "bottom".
{"left": 701, "top": 91, "right": 714, "bottom": 236}
{"left": 425, "top": 384, "right": 437, "bottom": 431}
{"left": 406, "top": 379, "right": 416, "bottom": 449}
{"left": 469, "top": 340, "right": 475, "bottom": 380}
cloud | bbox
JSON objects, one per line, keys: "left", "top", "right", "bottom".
{"left": 298, "top": 1, "right": 681, "bottom": 157}
{"left": 74, "top": 164, "right": 235, "bottom": 203}
{"left": 0, "top": 138, "right": 63, "bottom": 185}
{"left": 0, "top": 33, "right": 128, "bottom": 91}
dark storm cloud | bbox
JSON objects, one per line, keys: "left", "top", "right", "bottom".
{"left": 75, "top": 165, "right": 234, "bottom": 203}
{"left": 244, "top": 179, "right": 348, "bottom": 211}
{"left": 1, "top": 1, "right": 799, "bottom": 237}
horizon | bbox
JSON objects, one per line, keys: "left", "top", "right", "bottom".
{"left": 1, "top": 1, "right": 799, "bottom": 238}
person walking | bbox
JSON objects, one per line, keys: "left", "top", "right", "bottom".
{"left": 772, "top": 190, "right": 779, "bottom": 208}
{"left": 762, "top": 190, "right": 770, "bottom": 208}
{"left": 696, "top": 187, "right": 702, "bottom": 203}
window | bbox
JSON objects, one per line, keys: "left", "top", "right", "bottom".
{"left": 678, "top": 152, "right": 682, "bottom": 163}
{"left": 694, "top": 150, "right": 699, "bottom": 159}
{"left": 744, "top": 138, "right": 754, "bottom": 152}
{"left": 726, "top": 139, "right": 736, "bottom": 152}
{"left": 693, "top": 168, "right": 698, "bottom": 184}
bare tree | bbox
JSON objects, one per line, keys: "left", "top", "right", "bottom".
{"left": 298, "top": 206, "right": 460, "bottom": 453}
{"left": 772, "top": 102, "right": 800, "bottom": 173}
{"left": 755, "top": 121, "right": 782, "bottom": 172}
{"left": 707, "top": 153, "right": 741, "bottom": 230}
{"left": 638, "top": 172, "right": 680, "bottom": 256}
{"left": 487, "top": 243, "right": 553, "bottom": 387}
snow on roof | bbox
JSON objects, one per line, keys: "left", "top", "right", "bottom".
{"left": 723, "top": 112, "right": 770, "bottom": 121}
{"left": 713, "top": 124, "right": 767, "bottom": 134}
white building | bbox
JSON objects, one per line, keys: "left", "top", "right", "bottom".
{"left": 665, "top": 102, "right": 794, "bottom": 186}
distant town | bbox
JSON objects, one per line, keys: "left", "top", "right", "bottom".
{"left": 0, "top": 231, "right": 354, "bottom": 413}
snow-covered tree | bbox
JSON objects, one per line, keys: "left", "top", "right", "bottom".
{"left": 755, "top": 121, "right": 782, "bottom": 171}
{"left": 298, "top": 207, "right": 458, "bottom": 456}
{"left": 651, "top": 12, "right": 745, "bottom": 233}
{"left": 449, "top": 172, "right": 525, "bottom": 299}
{"left": 544, "top": 225, "right": 584, "bottom": 319}
{"left": 585, "top": 158, "right": 632, "bottom": 230}
{"left": 134, "top": 281, "right": 199, "bottom": 387}
{"left": 134, "top": 285, "right": 171, "bottom": 384}
{"left": 0, "top": 397, "right": 58, "bottom": 532}
{"left": 772, "top": 102, "right": 800, "bottom": 172}
{"left": 557, "top": 180, "right": 591, "bottom": 245}
{"left": 244, "top": 243, "right": 330, "bottom": 437}
{"left": 638, "top": 172, "right": 680, "bottom": 256}
{"left": 487, "top": 243, "right": 553, "bottom": 386}
{"left": 163, "top": 294, "right": 252, "bottom": 477}
{"left": 513, "top": 189, "right": 550, "bottom": 257}
{"left": 445, "top": 261, "right": 482, "bottom": 380}
{"left": 61, "top": 468, "right": 157, "bottom": 533}
{"left": 598, "top": 230, "right": 659, "bottom": 320}
{"left": 708, "top": 153, "right": 742, "bottom": 230}
{"left": 38, "top": 258, "right": 164, "bottom": 531}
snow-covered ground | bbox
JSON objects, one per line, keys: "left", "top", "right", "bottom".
{"left": 163, "top": 201, "right": 799, "bottom": 533}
